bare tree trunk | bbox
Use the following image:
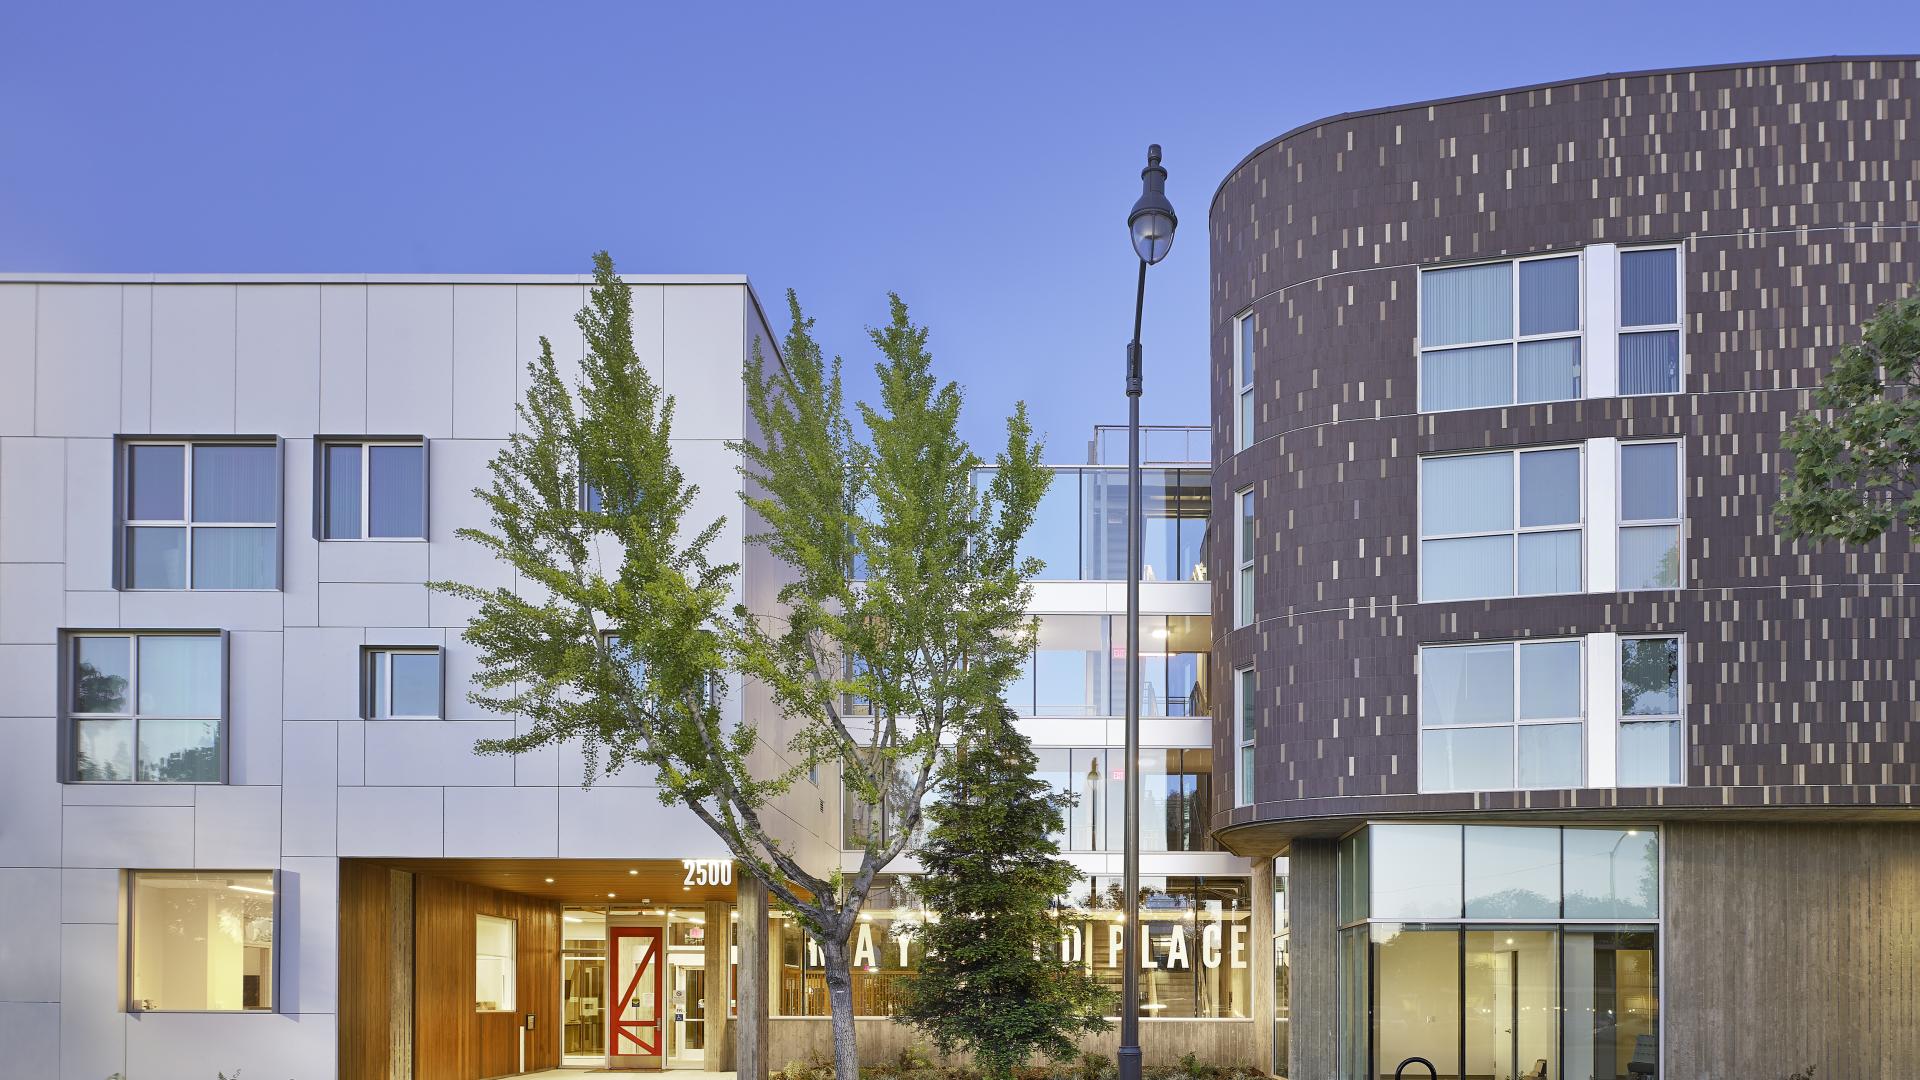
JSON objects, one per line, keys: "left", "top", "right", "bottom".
{"left": 821, "top": 936, "right": 861, "bottom": 1080}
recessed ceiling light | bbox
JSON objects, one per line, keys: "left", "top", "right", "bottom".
{"left": 544, "top": 877, "right": 555, "bottom": 884}
{"left": 607, "top": 892, "right": 616, "bottom": 898}
{"left": 629, "top": 869, "right": 639, "bottom": 876}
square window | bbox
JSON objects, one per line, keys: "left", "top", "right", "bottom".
{"left": 1620, "top": 526, "right": 1681, "bottom": 590}
{"left": 62, "top": 631, "right": 227, "bottom": 784}
{"left": 1421, "top": 448, "right": 1582, "bottom": 601}
{"left": 130, "top": 871, "right": 275, "bottom": 1012}
{"left": 1518, "top": 256, "right": 1580, "bottom": 335}
{"left": 1516, "top": 338, "right": 1580, "bottom": 402}
{"left": 1620, "top": 637, "right": 1680, "bottom": 717}
{"left": 363, "top": 647, "right": 444, "bottom": 719}
{"left": 1420, "top": 254, "right": 1583, "bottom": 411}
{"left": 1620, "top": 331, "right": 1681, "bottom": 394}
{"left": 1421, "top": 262, "right": 1512, "bottom": 346}
{"left": 1620, "top": 249, "right": 1679, "bottom": 326}
{"left": 320, "top": 440, "right": 427, "bottom": 540}
{"left": 1517, "top": 448, "right": 1580, "bottom": 527}
{"left": 1620, "top": 442, "right": 1680, "bottom": 520}
{"left": 1421, "top": 639, "right": 1584, "bottom": 793}
{"left": 120, "top": 440, "right": 279, "bottom": 590}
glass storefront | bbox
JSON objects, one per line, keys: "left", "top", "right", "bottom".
{"left": 1336, "top": 824, "right": 1660, "bottom": 1080}
{"left": 774, "top": 874, "right": 1251, "bottom": 1019}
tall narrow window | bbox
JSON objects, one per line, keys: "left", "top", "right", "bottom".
{"left": 1235, "top": 488, "right": 1255, "bottom": 627}
{"left": 129, "top": 871, "right": 275, "bottom": 1011}
{"left": 1419, "top": 446, "right": 1582, "bottom": 601}
{"left": 1618, "top": 635, "right": 1683, "bottom": 786}
{"left": 1235, "top": 312, "right": 1255, "bottom": 451}
{"left": 1419, "top": 639, "right": 1583, "bottom": 792}
{"left": 1619, "top": 440, "right": 1683, "bottom": 590}
{"left": 63, "top": 630, "right": 226, "bottom": 783}
{"left": 1419, "top": 254, "right": 1581, "bottom": 411}
{"left": 476, "top": 914, "right": 517, "bottom": 1012}
{"left": 1619, "top": 248, "right": 1682, "bottom": 395}
{"left": 121, "top": 440, "right": 279, "bottom": 589}
{"left": 1237, "top": 667, "right": 1257, "bottom": 806}
{"left": 319, "top": 439, "right": 427, "bottom": 539}
{"left": 362, "top": 647, "right": 444, "bottom": 720}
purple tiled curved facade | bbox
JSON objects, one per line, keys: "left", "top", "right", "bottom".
{"left": 1210, "top": 57, "right": 1920, "bottom": 841}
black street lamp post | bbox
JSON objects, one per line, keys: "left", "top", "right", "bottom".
{"left": 1120, "top": 143, "right": 1176, "bottom": 1080}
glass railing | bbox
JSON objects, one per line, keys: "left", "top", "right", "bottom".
{"left": 979, "top": 465, "right": 1212, "bottom": 582}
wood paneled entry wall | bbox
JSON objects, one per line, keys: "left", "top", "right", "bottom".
{"left": 340, "top": 860, "right": 563, "bottom": 1080}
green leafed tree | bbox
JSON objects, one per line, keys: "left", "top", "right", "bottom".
{"left": 734, "top": 292, "right": 1051, "bottom": 1080}
{"left": 1775, "top": 291, "right": 1920, "bottom": 545}
{"left": 895, "top": 708, "right": 1112, "bottom": 1079}
{"left": 430, "top": 253, "right": 1051, "bottom": 1080}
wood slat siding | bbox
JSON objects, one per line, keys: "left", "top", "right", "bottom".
{"left": 1285, "top": 841, "right": 1337, "bottom": 1080}
{"left": 341, "top": 862, "right": 562, "bottom": 1080}
{"left": 1665, "top": 822, "right": 1920, "bottom": 1077}
{"left": 340, "top": 860, "right": 400, "bottom": 1080}
{"left": 414, "top": 873, "right": 562, "bottom": 1080}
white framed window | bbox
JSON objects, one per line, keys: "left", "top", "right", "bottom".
{"left": 1619, "top": 440, "right": 1683, "bottom": 590}
{"left": 1419, "top": 446, "right": 1583, "bottom": 602}
{"left": 1235, "top": 487, "right": 1255, "bottom": 627}
{"left": 119, "top": 439, "right": 280, "bottom": 590}
{"left": 1419, "top": 639, "right": 1584, "bottom": 793}
{"left": 61, "top": 630, "right": 227, "bottom": 784}
{"left": 475, "top": 914, "right": 516, "bottom": 1012}
{"left": 318, "top": 438, "right": 428, "bottom": 540}
{"left": 1235, "top": 311, "right": 1255, "bottom": 451}
{"left": 1418, "top": 253, "right": 1583, "bottom": 412}
{"left": 1618, "top": 246, "right": 1683, "bottom": 395}
{"left": 1237, "top": 666, "right": 1257, "bottom": 806}
{"left": 1618, "top": 635, "right": 1683, "bottom": 786}
{"left": 129, "top": 870, "right": 276, "bottom": 1012}
{"left": 361, "top": 647, "right": 444, "bottom": 720}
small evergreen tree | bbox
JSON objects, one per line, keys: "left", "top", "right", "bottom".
{"left": 897, "top": 709, "right": 1112, "bottom": 1079}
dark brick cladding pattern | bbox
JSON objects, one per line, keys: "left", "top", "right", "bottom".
{"left": 1206, "top": 59, "right": 1920, "bottom": 842}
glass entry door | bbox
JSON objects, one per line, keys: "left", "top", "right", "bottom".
{"left": 668, "top": 961, "right": 708, "bottom": 1068}
{"left": 609, "top": 926, "right": 664, "bottom": 1069}
{"left": 562, "top": 954, "right": 607, "bottom": 1062}
{"left": 1466, "top": 930, "right": 1556, "bottom": 1080}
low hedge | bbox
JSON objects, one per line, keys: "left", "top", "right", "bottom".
{"left": 774, "top": 1047, "right": 1271, "bottom": 1080}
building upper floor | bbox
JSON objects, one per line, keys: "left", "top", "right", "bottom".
{"left": 1204, "top": 57, "right": 1920, "bottom": 848}
{"left": 0, "top": 272, "right": 853, "bottom": 874}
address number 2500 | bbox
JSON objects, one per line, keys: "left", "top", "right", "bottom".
{"left": 683, "top": 859, "right": 734, "bottom": 886}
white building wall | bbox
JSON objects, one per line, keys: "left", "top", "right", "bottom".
{"left": 0, "top": 273, "right": 826, "bottom": 1080}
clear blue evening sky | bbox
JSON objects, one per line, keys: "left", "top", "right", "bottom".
{"left": 2, "top": 1, "right": 1909, "bottom": 455}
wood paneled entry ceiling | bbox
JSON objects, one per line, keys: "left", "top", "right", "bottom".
{"left": 360, "top": 858, "right": 738, "bottom": 905}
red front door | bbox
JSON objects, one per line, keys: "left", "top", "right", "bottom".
{"left": 609, "top": 926, "right": 664, "bottom": 1065}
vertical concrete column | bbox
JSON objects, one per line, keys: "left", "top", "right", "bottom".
{"left": 705, "top": 899, "right": 734, "bottom": 1071}
{"left": 1250, "top": 857, "right": 1276, "bottom": 1075}
{"left": 735, "top": 874, "right": 773, "bottom": 1080}
{"left": 1288, "top": 841, "right": 1339, "bottom": 1080}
